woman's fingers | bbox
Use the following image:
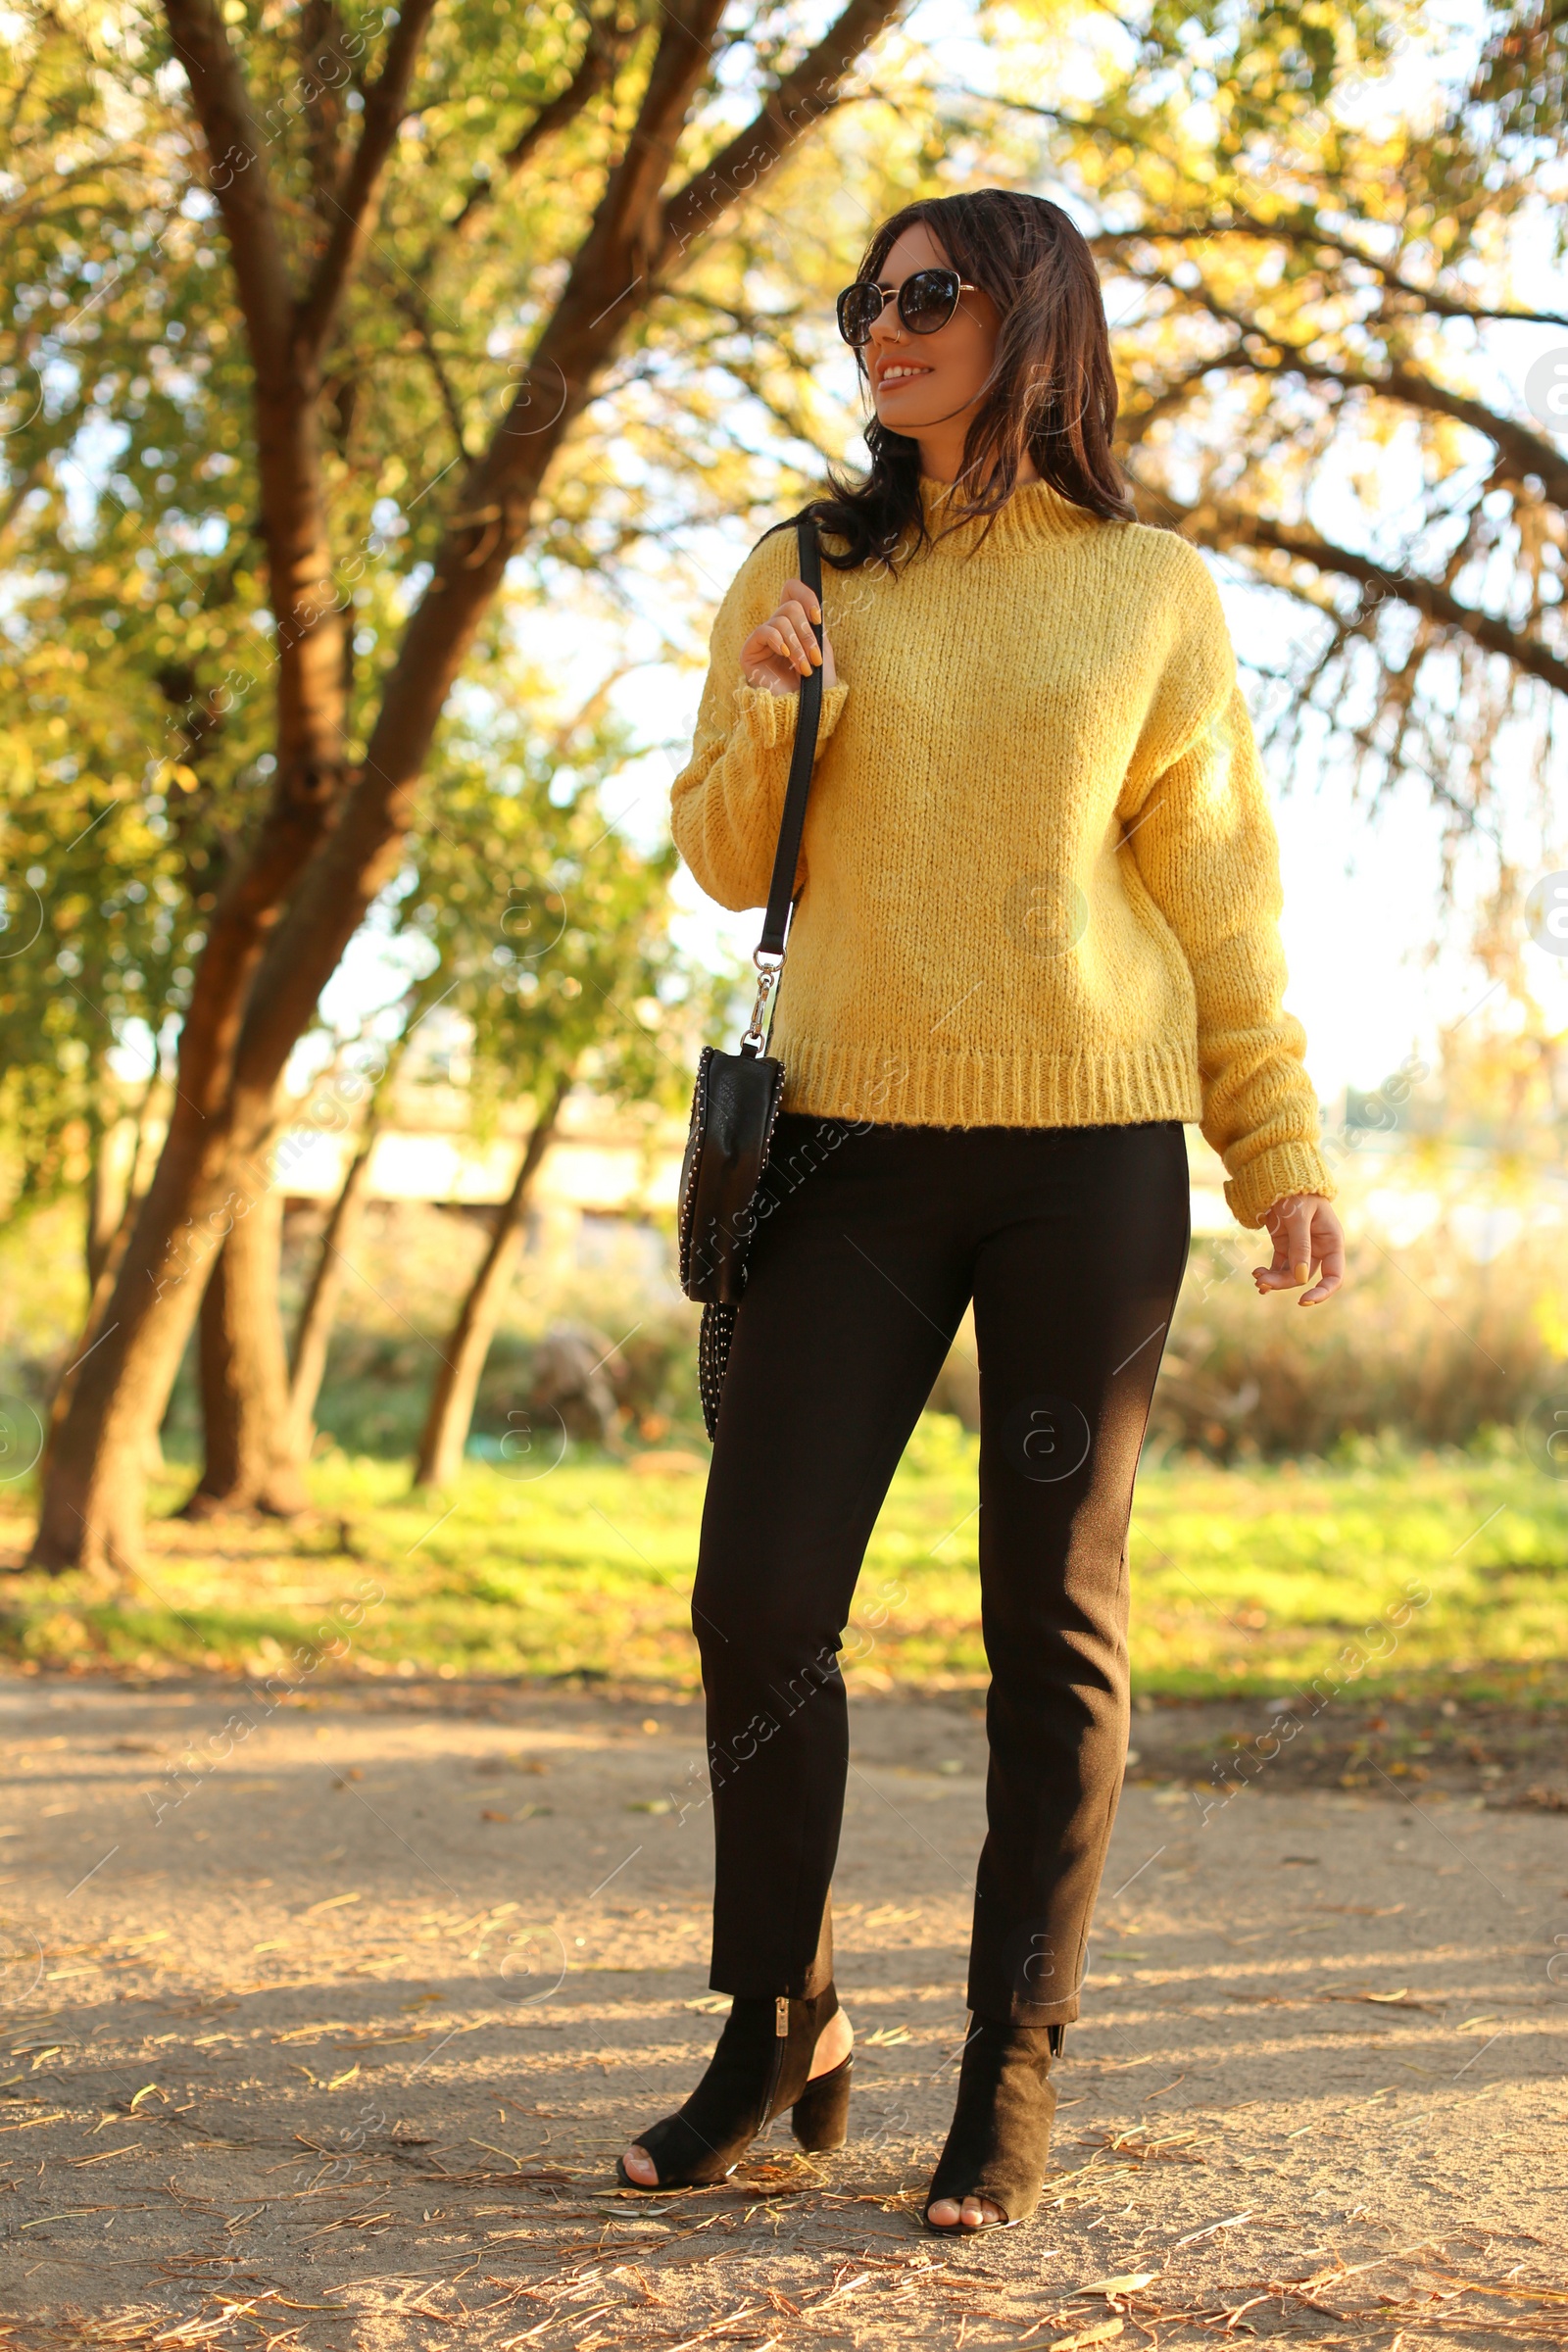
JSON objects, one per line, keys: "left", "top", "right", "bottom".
{"left": 1252, "top": 1196, "right": 1347, "bottom": 1304}
{"left": 1251, "top": 1203, "right": 1295, "bottom": 1293}
{"left": 774, "top": 598, "right": 823, "bottom": 673}
{"left": 1283, "top": 1197, "right": 1315, "bottom": 1289}
{"left": 779, "top": 577, "right": 823, "bottom": 629}
{"left": 740, "top": 582, "right": 831, "bottom": 693}
{"left": 1300, "top": 1210, "right": 1346, "bottom": 1305}
{"left": 763, "top": 621, "right": 810, "bottom": 675}
{"left": 741, "top": 627, "right": 801, "bottom": 693}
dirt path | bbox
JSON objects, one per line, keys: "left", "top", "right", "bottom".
{"left": 3, "top": 1676, "right": 1564, "bottom": 2349}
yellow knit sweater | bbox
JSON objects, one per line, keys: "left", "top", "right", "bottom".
{"left": 670, "top": 478, "right": 1332, "bottom": 1230}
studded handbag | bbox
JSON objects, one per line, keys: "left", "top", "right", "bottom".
{"left": 677, "top": 518, "right": 825, "bottom": 1440}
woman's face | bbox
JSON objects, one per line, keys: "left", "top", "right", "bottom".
{"left": 861, "top": 221, "right": 1004, "bottom": 448}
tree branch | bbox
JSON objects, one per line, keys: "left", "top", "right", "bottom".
{"left": 296, "top": 0, "right": 440, "bottom": 355}
{"left": 1290, "top": 359, "right": 1568, "bottom": 510}
{"left": 1115, "top": 347, "right": 1248, "bottom": 448}
{"left": 658, "top": 0, "right": 909, "bottom": 267}
{"left": 1162, "top": 493, "right": 1568, "bottom": 703}
{"left": 1091, "top": 218, "right": 1568, "bottom": 331}
{"left": 938, "top": 86, "right": 1568, "bottom": 331}
{"left": 298, "top": 0, "right": 351, "bottom": 228}
{"left": 163, "top": 0, "right": 294, "bottom": 386}
{"left": 1112, "top": 269, "right": 1568, "bottom": 509}
{"left": 386, "top": 275, "right": 474, "bottom": 463}
{"left": 597, "top": 0, "right": 733, "bottom": 266}
{"left": 440, "top": 14, "right": 628, "bottom": 253}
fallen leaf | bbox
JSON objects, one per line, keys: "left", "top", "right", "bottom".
{"left": 1322, "top": 1989, "right": 1442, "bottom": 2013}
{"left": 1078, "top": 2275, "right": 1157, "bottom": 2297}
{"left": 1054, "top": 2321, "right": 1124, "bottom": 2350}
{"left": 1175, "top": 2212, "right": 1252, "bottom": 2247}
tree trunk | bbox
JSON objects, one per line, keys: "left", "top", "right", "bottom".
{"left": 287, "top": 987, "right": 432, "bottom": 1455}
{"left": 30, "top": 1101, "right": 275, "bottom": 1571}
{"left": 184, "top": 1175, "right": 310, "bottom": 1518}
{"left": 413, "top": 1084, "right": 568, "bottom": 1492}
{"left": 85, "top": 1113, "right": 127, "bottom": 1293}
{"left": 28, "top": 0, "right": 907, "bottom": 1576}
{"left": 286, "top": 1113, "right": 379, "bottom": 1457}
{"left": 44, "top": 1074, "right": 165, "bottom": 1474}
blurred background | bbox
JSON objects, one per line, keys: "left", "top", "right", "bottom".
{"left": 1, "top": 0, "right": 1565, "bottom": 1719}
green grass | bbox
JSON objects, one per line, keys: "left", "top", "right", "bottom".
{"left": 1, "top": 1421, "right": 1564, "bottom": 1703}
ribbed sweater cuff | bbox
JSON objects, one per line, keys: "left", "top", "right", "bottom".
{"left": 1224, "top": 1143, "right": 1336, "bottom": 1230}
{"left": 733, "top": 679, "right": 848, "bottom": 756}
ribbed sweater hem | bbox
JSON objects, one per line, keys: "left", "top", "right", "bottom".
{"left": 777, "top": 1035, "right": 1203, "bottom": 1134}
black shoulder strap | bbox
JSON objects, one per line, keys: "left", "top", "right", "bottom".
{"left": 757, "top": 518, "right": 824, "bottom": 959}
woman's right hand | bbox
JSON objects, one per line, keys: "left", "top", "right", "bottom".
{"left": 740, "top": 578, "right": 837, "bottom": 696}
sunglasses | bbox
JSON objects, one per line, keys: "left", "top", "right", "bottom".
{"left": 836, "top": 267, "right": 979, "bottom": 349}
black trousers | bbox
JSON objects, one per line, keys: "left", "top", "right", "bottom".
{"left": 692, "top": 1113, "right": 1191, "bottom": 2025}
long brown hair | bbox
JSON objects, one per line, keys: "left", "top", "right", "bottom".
{"left": 804, "top": 190, "right": 1134, "bottom": 569}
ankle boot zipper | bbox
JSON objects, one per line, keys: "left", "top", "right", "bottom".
{"left": 757, "top": 1996, "right": 789, "bottom": 2132}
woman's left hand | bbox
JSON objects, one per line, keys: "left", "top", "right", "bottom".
{"left": 1252, "top": 1194, "right": 1346, "bottom": 1305}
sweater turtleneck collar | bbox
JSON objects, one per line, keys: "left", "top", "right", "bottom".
{"left": 917, "top": 473, "right": 1106, "bottom": 551}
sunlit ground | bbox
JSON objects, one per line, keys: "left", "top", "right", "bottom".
{"left": 1, "top": 1425, "right": 1562, "bottom": 1706}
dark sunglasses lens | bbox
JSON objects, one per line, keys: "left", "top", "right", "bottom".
{"left": 837, "top": 283, "right": 883, "bottom": 346}
{"left": 901, "top": 269, "right": 960, "bottom": 333}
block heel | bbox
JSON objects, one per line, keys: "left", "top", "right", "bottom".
{"left": 791, "top": 2051, "right": 853, "bottom": 2149}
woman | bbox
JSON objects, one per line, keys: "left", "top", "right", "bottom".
{"left": 620, "top": 189, "right": 1345, "bottom": 2230}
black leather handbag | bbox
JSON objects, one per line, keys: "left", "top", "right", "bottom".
{"left": 678, "top": 518, "right": 825, "bottom": 1439}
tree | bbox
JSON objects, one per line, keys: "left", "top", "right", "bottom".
{"left": 393, "top": 688, "right": 703, "bottom": 1486}
{"left": 10, "top": 0, "right": 915, "bottom": 1573}
{"left": 21, "top": 0, "right": 1562, "bottom": 1574}
{"left": 967, "top": 0, "right": 1568, "bottom": 837}
{"left": 179, "top": 665, "right": 703, "bottom": 1499}
{"left": 413, "top": 1084, "right": 571, "bottom": 1492}
{"left": 185, "top": 1155, "right": 309, "bottom": 1515}
{"left": 284, "top": 1000, "right": 426, "bottom": 1463}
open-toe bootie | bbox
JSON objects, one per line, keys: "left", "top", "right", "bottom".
{"left": 618, "top": 1986, "right": 850, "bottom": 2189}
{"left": 923, "top": 2018, "right": 1059, "bottom": 2231}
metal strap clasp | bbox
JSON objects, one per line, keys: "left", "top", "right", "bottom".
{"left": 740, "top": 949, "right": 784, "bottom": 1057}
